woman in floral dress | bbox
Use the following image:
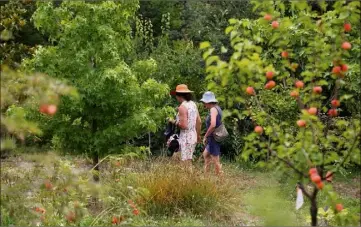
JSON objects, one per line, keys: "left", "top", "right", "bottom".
{"left": 169, "top": 84, "right": 201, "bottom": 162}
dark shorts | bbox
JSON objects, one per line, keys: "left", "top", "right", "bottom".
{"left": 206, "top": 136, "right": 221, "bottom": 156}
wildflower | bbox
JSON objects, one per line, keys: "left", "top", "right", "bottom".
{"left": 65, "top": 211, "right": 76, "bottom": 222}
{"left": 44, "top": 180, "right": 53, "bottom": 190}
{"left": 112, "top": 216, "right": 119, "bottom": 224}
{"left": 133, "top": 209, "right": 139, "bottom": 215}
{"left": 128, "top": 199, "right": 136, "bottom": 208}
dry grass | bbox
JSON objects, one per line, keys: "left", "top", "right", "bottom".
{"left": 128, "top": 158, "right": 240, "bottom": 219}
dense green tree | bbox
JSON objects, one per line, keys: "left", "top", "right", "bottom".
{"left": 23, "top": 0, "right": 173, "bottom": 180}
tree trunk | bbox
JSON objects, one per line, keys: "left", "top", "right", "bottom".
{"left": 92, "top": 118, "right": 99, "bottom": 182}
{"left": 310, "top": 198, "right": 318, "bottom": 226}
{"left": 148, "top": 132, "right": 151, "bottom": 153}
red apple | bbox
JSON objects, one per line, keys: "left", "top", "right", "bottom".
{"left": 246, "top": 86, "right": 255, "bottom": 95}
{"left": 308, "top": 107, "right": 317, "bottom": 115}
{"left": 295, "top": 80, "right": 304, "bottom": 89}
{"left": 254, "top": 126, "right": 263, "bottom": 135}
{"left": 264, "top": 14, "right": 272, "bottom": 21}
{"left": 281, "top": 51, "right": 289, "bottom": 58}
{"left": 290, "top": 90, "right": 299, "bottom": 98}
{"left": 264, "top": 80, "right": 276, "bottom": 89}
{"left": 328, "top": 108, "right": 338, "bottom": 117}
{"left": 271, "top": 21, "right": 279, "bottom": 29}
{"left": 39, "top": 104, "right": 48, "bottom": 114}
{"left": 311, "top": 174, "right": 321, "bottom": 184}
{"left": 332, "top": 66, "right": 341, "bottom": 74}
{"left": 316, "top": 182, "right": 324, "bottom": 190}
{"left": 266, "top": 71, "right": 274, "bottom": 80}
{"left": 47, "top": 105, "right": 57, "bottom": 115}
{"left": 344, "top": 23, "right": 351, "bottom": 32}
{"left": 341, "top": 64, "right": 348, "bottom": 72}
{"left": 297, "top": 120, "right": 306, "bottom": 127}
{"left": 313, "top": 86, "right": 322, "bottom": 94}
{"left": 335, "top": 204, "right": 343, "bottom": 212}
{"left": 341, "top": 41, "right": 351, "bottom": 50}
{"left": 331, "top": 99, "right": 340, "bottom": 108}
{"left": 309, "top": 168, "right": 318, "bottom": 176}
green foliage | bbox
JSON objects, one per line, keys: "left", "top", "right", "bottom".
{"left": 24, "top": 1, "right": 173, "bottom": 156}
{"left": 0, "top": 0, "right": 46, "bottom": 68}
{"left": 183, "top": 1, "right": 256, "bottom": 46}
{"left": 150, "top": 38, "right": 206, "bottom": 98}
{"left": 202, "top": 0, "right": 360, "bottom": 225}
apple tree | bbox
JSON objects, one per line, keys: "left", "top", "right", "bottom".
{"left": 201, "top": 0, "right": 360, "bottom": 226}
{"left": 23, "top": 0, "right": 173, "bottom": 180}
{"left": 0, "top": 65, "right": 77, "bottom": 157}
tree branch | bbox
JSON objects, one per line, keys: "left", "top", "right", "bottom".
{"left": 297, "top": 182, "right": 311, "bottom": 199}
{"left": 324, "top": 129, "right": 360, "bottom": 180}
{"left": 269, "top": 148, "right": 309, "bottom": 178}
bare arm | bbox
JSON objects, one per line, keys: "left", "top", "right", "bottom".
{"left": 177, "top": 105, "right": 188, "bottom": 130}
{"left": 196, "top": 111, "right": 201, "bottom": 141}
{"left": 204, "top": 107, "right": 218, "bottom": 138}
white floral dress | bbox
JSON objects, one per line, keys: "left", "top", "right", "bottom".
{"left": 177, "top": 101, "right": 198, "bottom": 161}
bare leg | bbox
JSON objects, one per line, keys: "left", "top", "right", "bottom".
{"left": 211, "top": 155, "right": 222, "bottom": 176}
{"left": 203, "top": 149, "right": 211, "bottom": 174}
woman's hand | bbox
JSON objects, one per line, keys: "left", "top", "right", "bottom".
{"left": 197, "top": 135, "right": 201, "bottom": 143}
{"left": 168, "top": 118, "right": 176, "bottom": 124}
{"left": 203, "top": 137, "right": 207, "bottom": 146}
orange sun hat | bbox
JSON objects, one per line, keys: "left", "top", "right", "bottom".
{"left": 170, "top": 84, "right": 193, "bottom": 95}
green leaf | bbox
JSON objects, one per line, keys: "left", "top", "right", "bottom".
{"left": 340, "top": 94, "right": 353, "bottom": 101}
{"left": 206, "top": 56, "right": 219, "bottom": 66}
{"left": 200, "top": 41, "right": 211, "bottom": 50}
{"left": 225, "top": 26, "right": 234, "bottom": 35}
{"left": 339, "top": 11, "right": 350, "bottom": 20}
{"left": 202, "top": 48, "right": 214, "bottom": 60}
{"left": 229, "top": 18, "right": 238, "bottom": 25}
{"left": 0, "top": 29, "right": 13, "bottom": 41}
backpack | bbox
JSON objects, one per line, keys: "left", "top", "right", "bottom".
{"left": 166, "top": 134, "right": 180, "bottom": 157}
{"left": 164, "top": 117, "right": 180, "bottom": 157}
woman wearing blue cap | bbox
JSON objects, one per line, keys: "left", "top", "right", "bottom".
{"left": 200, "top": 91, "right": 223, "bottom": 175}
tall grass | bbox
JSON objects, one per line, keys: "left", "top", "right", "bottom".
{"left": 134, "top": 160, "right": 239, "bottom": 217}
